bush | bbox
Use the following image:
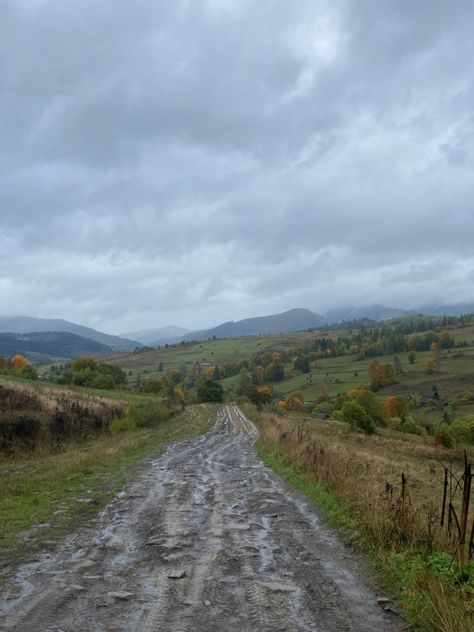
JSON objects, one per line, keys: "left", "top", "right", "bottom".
{"left": 0, "top": 411, "right": 46, "bottom": 453}
{"left": 341, "top": 400, "right": 375, "bottom": 434}
{"left": 127, "top": 401, "right": 172, "bottom": 428}
{"left": 434, "top": 423, "right": 454, "bottom": 448}
{"left": 451, "top": 415, "right": 474, "bottom": 444}
{"left": 19, "top": 364, "right": 38, "bottom": 380}
{"left": 312, "top": 402, "right": 335, "bottom": 416}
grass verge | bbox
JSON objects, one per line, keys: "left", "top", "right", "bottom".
{"left": 0, "top": 403, "right": 215, "bottom": 569}
{"left": 252, "top": 407, "right": 474, "bottom": 632}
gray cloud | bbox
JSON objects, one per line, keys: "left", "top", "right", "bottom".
{"left": 1, "top": 0, "right": 474, "bottom": 333}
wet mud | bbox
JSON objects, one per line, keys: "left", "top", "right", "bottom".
{"left": 0, "top": 405, "right": 403, "bottom": 631}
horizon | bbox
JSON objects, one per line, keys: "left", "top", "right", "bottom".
{"left": 1, "top": 300, "right": 473, "bottom": 338}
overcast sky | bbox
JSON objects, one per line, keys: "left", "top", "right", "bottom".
{"left": 1, "top": 1, "right": 473, "bottom": 334}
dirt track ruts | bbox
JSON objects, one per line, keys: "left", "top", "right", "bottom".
{"left": 0, "top": 405, "right": 403, "bottom": 631}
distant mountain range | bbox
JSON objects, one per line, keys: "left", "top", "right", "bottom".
{"left": 0, "top": 316, "right": 140, "bottom": 351}
{"left": 180, "top": 308, "right": 325, "bottom": 341}
{"left": 0, "top": 332, "right": 113, "bottom": 364}
{"left": 2, "top": 302, "right": 474, "bottom": 362}
{"left": 156, "top": 303, "right": 474, "bottom": 344}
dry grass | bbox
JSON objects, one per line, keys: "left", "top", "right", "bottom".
{"left": 254, "top": 410, "right": 474, "bottom": 631}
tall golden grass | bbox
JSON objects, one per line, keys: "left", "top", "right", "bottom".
{"left": 255, "top": 410, "right": 474, "bottom": 631}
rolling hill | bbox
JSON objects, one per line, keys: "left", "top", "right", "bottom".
{"left": 0, "top": 331, "right": 114, "bottom": 364}
{"left": 0, "top": 316, "right": 140, "bottom": 351}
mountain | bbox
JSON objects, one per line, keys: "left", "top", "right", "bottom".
{"left": 0, "top": 331, "right": 113, "bottom": 364}
{"left": 122, "top": 325, "right": 191, "bottom": 346}
{"left": 181, "top": 308, "right": 325, "bottom": 341}
{"left": 324, "top": 304, "right": 410, "bottom": 324}
{"left": 175, "top": 302, "right": 474, "bottom": 343}
{"left": 0, "top": 316, "right": 140, "bottom": 351}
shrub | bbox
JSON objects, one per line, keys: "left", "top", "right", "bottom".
{"left": 434, "top": 423, "right": 454, "bottom": 449}
{"left": 312, "top": 402, "right": 335, "bottom": 416}
{"left": 451, "top": 415, "right": 474, "bottom": 444}
{"left": 341, "top": 400, "right": 375, "bottom": 434}
{"left": 127, "top": 401, "right": 172, "bottom": 428}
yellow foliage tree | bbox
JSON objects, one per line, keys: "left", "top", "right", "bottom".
{"left": 9, "top": 354, "right": 29, "bottom": 371}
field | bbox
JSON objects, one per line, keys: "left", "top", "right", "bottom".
{"left": 97, "top": 332, "right": 323, "bottom": 383}
{"left": 99, "top": 323, "right": 474, "bottom": 426}
{"left": 0, "top": 378, "right": 215, "bottom": 567}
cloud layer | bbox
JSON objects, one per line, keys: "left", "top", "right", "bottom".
{"left": 1, "top": 0, "right": 473, "bottom": 332}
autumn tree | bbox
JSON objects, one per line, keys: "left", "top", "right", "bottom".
{"left": 264, "top": 360, "right": 284, "bottom": 382}
{"left": 245, "top": 384, "right": 272, "bottom": 407}
{"left": 369, "top": 359, "right": 396, "bottom": 388}
{"left": 383, "top": 395, "right": 408, "bottom": 421}
{"left": 348, "top": 388, "right": 384, "bottom": 425}
{"left": 9, "top": 354, "right": 30, "bottom": 372}
{"left": 286, "top": 391, "right": 304, "bottom": 411}
{"left": 72, "top": 357, "right": 98, "bottom": 371}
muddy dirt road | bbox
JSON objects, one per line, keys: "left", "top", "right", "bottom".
{"left": 0, "top": 405, "right": 402, "bottom": 631}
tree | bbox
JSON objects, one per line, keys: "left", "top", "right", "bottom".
{"left": 349, "top": 388, "right": 384, "bottom": 424}
{"left": 19, "top": 363, "right": 38, "bottom": 380}
{"left": 370, "top": 359, "right": 397, "bottom": 388}
{"left": 9, "top": 354, "right": 29, "bottom": 372}
{"left": 71, "top": 357, "right": 98, "bottom": 371}
{"left": 286, "top": 391, "right": 304, "bottom": 411}
{"left": 383, "top": 395, "right": 408, "bottom": 421}
{"left": 139, "top": 378, "right": 163, "bottom": 394}
{"left": 342, "top": 400, "right": 375, "bottom": 434}
{"left": 245, "top": 384, "right": 272, "bottom": 407}
{"left": 197, "top": 379, "right": 224, "bottom": 403}
{"left": 408, "top": 351, "right": 416, "bottom": 365}
{"left": 264, "top": 360, "right": 284, "bottom": 382}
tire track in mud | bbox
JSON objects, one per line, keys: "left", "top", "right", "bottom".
{"left": 0, "top": 405, "right": 403, "bottom": 632}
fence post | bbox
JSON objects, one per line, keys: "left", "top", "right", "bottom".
{"left": 459, "top": 454, "right": 472, "bottom": 567}
{"left": 441, "top": 468, "right": 448, "bottom": 527}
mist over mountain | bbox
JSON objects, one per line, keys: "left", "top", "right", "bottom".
{"left": 122, "top": 326, "right": 191, "bottom": 346}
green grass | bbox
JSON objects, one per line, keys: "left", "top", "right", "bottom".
{"left": 0, "top": 404, "right": 215, "bottom": 566}
{"left": 256, "top": 442, "right": 356, "bottom": 535}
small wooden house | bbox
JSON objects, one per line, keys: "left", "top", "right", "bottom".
{"left": 420, "top": 387, "right": 440, "bottom": 406}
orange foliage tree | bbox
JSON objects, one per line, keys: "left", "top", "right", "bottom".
{"left": 9, "top": 354, "right": 30, "bottom": 371}
{"left": 383, "top": 395, "right": 408, "bottom": 420}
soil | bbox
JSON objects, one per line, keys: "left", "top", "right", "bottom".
{"left": 0, "top": 405, "right": 404, "bottom": 631}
